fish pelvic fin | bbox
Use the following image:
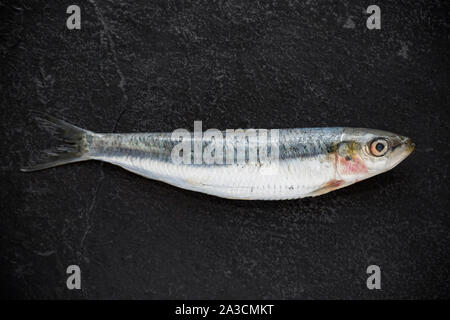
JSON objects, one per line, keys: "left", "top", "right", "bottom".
{"left": 21, "top": 111, "right": 93, "bottom": 172}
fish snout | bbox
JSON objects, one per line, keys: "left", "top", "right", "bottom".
{"left": 385, "top": 135, "right": 414, "bottom": 169}
{"left": 400, "top": 136, "right": 415, "bottom": 154}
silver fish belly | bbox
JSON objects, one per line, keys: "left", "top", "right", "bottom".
{"left": 22, "top": 113, "right": 415, "bottom": 200}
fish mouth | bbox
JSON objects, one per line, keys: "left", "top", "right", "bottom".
{"left": 392, "top": 136, "right": 415, "bottom": 153}
{"left": 405, "top": 138, "right": 415, "bottom": 154}
{"left": 387, "top": 136, "right": 414, "bottom": 169}
{"left": 400, "top": 137, "right": 415, "bottom": 155}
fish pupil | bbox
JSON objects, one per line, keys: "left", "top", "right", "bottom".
{"left": 375, "top": 143, "right": 385, "bottom": 152}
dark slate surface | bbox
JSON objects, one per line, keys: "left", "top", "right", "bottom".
{"left": 1, "top": 0, "right": 449, "bottom": 299}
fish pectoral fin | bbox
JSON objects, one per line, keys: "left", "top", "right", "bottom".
{"left": 307, "top": 179, "right": 344, "bottom": 197}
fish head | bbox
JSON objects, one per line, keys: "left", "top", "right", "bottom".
{"left": 334, "top": 128, "right": 415, "bottom": 182}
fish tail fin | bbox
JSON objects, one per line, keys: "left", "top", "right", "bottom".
{"left": 21, "top": 112, "right": 93, "bottom": 172}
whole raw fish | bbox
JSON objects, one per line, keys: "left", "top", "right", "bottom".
{"left": 22, "top": 113, "right": 414, "bottom": 200}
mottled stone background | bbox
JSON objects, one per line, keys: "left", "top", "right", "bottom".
{"left": 1, "top": 0, "right": 448, "bottom": 299}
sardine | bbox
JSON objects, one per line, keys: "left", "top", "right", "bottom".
{"left": 22, "top": 113, "right": 415, "bottom": 200}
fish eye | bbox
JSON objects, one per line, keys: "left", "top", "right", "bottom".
{"left": 369, "top": 138, "right": 389, "bottom": 157}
